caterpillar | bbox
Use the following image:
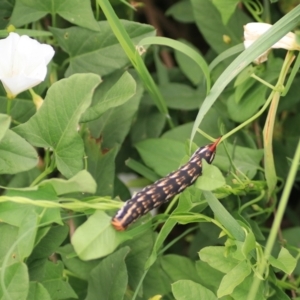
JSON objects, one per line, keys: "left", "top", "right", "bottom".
{"left": 111, "top": 137, "right": 221, "bottom": 231}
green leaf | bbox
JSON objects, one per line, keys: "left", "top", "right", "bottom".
{"left": 0, "top": 129, "right": 38, "bottom": 175}
{"left": 228, "top": 58, "right": 283, "bottom": 122}
{"left": 2, "top": 185, "right": 62, "bottom": 227}
{"left": 160, "top": 83, "right": 204, "bottom": 110}
{"left": 172, "top": 280, "right": 217, "bottom": 300}
{"left": 135, "top": 138, "right": 186, "bottom": 177}
{"left": 97, "top": 0, "right": 171, "bottom": 123}
{"left": 143, "top": 259, "right": 172, "bottom": 298}
{"left": 166, "top": 0, "right": 194, "bottom": 23}
{"left": 10, "top": 0, "right": 99, "bottom": 31}
{"left": 161, "top": 255, "right": 202, "bottom": 283}
{"left": 268, "top": 283, "right": 291, "bottom": 300}
{"left": 27, "top": 282, "right": 51, "bottom": 300}
{"left": 145, "top": 195, "right": 194, "bottom": 270}
{"left": 41, "top": 170, "right": 97, "bottom": 195}
{"left": 16, "top": 211, "right": 39, "bottom": 260}
{"left": 57, "top": 244, "right": 99, "bottom": 280}
{"left": 195, "top": 161, "right": 225, "bottom": 191}
{"left": 89, "top": 71, "right": 143, "bottom": 149}
{"left": 86, "top": 247, "right": 130, "bottom": 300}
{"left": 231, "top": 274, "right": 265, "bottom": 300}
{"left": 195, "top": 261, "right": 224, "bottom": 294}
{"left": 0, "top": 206, "right": 38, "bottom": 262}
{"left": 199, "top": 246, "right": 239, "bottom": 273}
{"left": 0, "top": 262, "right": 29, "bottom": 300}
{"left": 124, "top": 230, "right": 155, "bottom": 293}
{"left": 72, "top": 211, "right": 130, "bottom": 260}
{"left": 29, "top": 260, "right": 77, "bottom": 299}
{"left": 212, "top": 0, "right": 239, "bottom": 24}
{"left": 174, "top": 39, "right": 204, "bottom": 85}
{"left": 191, "top": 0, "right": 250, "bottom": 54}
{"left": 67, "top": 277, "right": 87, "bottom": 300}
{"left": 162, "top": 108, "right": 222, "bottom": 146}
{"left": 0, "top": 1, "right": 13, "bottom": 29}
{"left": 82, "top": 71, "right": 136, "bottom": 122}
{"left": 14, "top": 74, "right": 101, "bottom": 178}
{"left": 0, "top": 97, "right": 35, "bottom": 125}
{"left": 241, "top": 231, "right": 256, "bottom": 258}
{"left": 217, "top": 260, "right": 251, "bottom": 297}
{"left": 0, "top": 113, "right": 10, "bottom": 141}
{"left": 130, "top": 103, "right": 166, "bottom": 144}
{"left": 190, "top": 6, "right": 300, "bottom": 141}
{"left": 84, "top": 138, "right": 118, "bottom": 197}
{"left": 50, "top": 21, "right": 156, "bottom": 77}
{"left": 0, "top": 223, "right": 21, "bottom": 266}
{"left": 4, "top": 168, "right": 41, "bottom": 189}
{"left": 227, "top": 86, "right": 266, "bottom": 123}
{"left": 269, "top": 247, "right": 297, "bottom": 274}
{"left": 29, "top": 225, "right": 69, "bottom": 261}
{"left": 214, "top": 143, "right": 263, "bottom": 179}
{"left": 139, "top": 36, "right": 210, "bottom": 94}
{"left": 203, "top": 191, "right": 245, "bottom": 241}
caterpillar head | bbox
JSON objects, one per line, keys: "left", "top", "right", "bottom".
{"left": 195, "top": 136, "right": 222, "bottom": 164}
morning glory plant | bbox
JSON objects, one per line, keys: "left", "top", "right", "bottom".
{"left": 0, "top": 32, "right": 54, "bottom": 99}
{"left": 244, "top": 22, "right": 300, "bottom": 63}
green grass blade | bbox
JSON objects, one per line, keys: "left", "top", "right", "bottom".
{"left": 190, "top": 5, "right": 300, "bottom": 143}
{"left": 139, "top": 36, "right": 211, "bottom": 94}
{"left": 247, "top": 139, "right": 300, "bottom": 300}
{"left": 97, "top": 0, "right": 173, "bottom": 126}
{"left": 203, "top": 191, "right": 245, "bottom": 241}
{"left": 209, "top": 43, "right": 244, "bottom": 71}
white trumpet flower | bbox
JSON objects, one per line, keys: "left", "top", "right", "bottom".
{"left": 244, "top": 22, "right": 300, "bottom": 64}
{"left": 0, "top": 32, "right": 55, "bottom": 98}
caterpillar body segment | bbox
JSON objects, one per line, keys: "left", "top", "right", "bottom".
{"left": 111, "top": 137, "right": 221, "bottom": 231}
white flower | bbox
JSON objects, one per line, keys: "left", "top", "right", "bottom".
{"left": 0, "top": 32, "right": 55, "bottom": 98}
{"left": 244, "top": 22, "right": 300, "bottom": 64}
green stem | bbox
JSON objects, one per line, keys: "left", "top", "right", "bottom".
{"left": 30, "top": 155, "right": 56, "bottom": 187}
{"left": 196, "top": 128, "right": 215, "bottom": 142}
{"left": 95, "top": 0, "right": 100, "bottom": 20}
{"left": 221, "top": 91, "right": 274, "bottom": 142}
{"left": 244, "top": 0, "right": 264, "bottom": 22}
{"left": 97, "top": 0, "right": 174, "bottom": 128}
{"left": 238, "top": 190, "right": 265, "bottom": 214}
{"left": 251, "top": 73, "right": 276, "bottom": 90}
{"left": 222, "top": 51, "right": 294, "bottom": 143}
{"left": 263, "top": 51, "right": 295, "bottom": 197}
{"left": 164, "top": 194, "right": 179, "bottom": 215}
{"left": 131, "top": 269, "right": 149, "bottom": 300}
{"left": 247, "top": 139, "right": 300, "bottom": 300}
{"left": 282, "top": 52, "right": 299, "bottom": 96}
{"left": 158, "top": 225, "right": 198, "bottom": 255}
{"left": 6, "top": 98, "right": 12, "bottom": 115}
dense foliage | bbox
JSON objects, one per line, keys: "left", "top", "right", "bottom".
{"left": 0, "top": 0, "right": 300, "bottom": 299}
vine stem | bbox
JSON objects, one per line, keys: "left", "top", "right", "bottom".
{"left": 247, "top": 139, "right": 300, "bottom": 300}
{"left": 221, "top": 51, "right": 294, "bottom": 143}
{"left": 263, "top": 51, "right": 295, "bottom": 197}
{"left": 131, "top": 269, "right": 149, "bottom": 300}
{"left": 30, "top": 154, "right": 56, "bottom": 187}
{"left": 6, "top": 98, "right": 12, "bottom": 115}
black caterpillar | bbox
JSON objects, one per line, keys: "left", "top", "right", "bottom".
{"left": 111, "top": 137, "right": 221, "bottom": 231}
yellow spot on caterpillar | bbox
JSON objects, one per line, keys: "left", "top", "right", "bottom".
{"left": 151, "top": 193, "right": 161, "bottom": 202}
{"left": 163, "top": 184, "right": 173, "bottom": 193}
{"left": 176, "top": 176, "right": 186, "bottom": 184}
{"left": 187, "top": 167, "right": 197, "bottom": 176}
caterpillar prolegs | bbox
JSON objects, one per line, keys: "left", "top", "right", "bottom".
{"left": 111, "top": 137, "right": 222, "bottom": 231}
